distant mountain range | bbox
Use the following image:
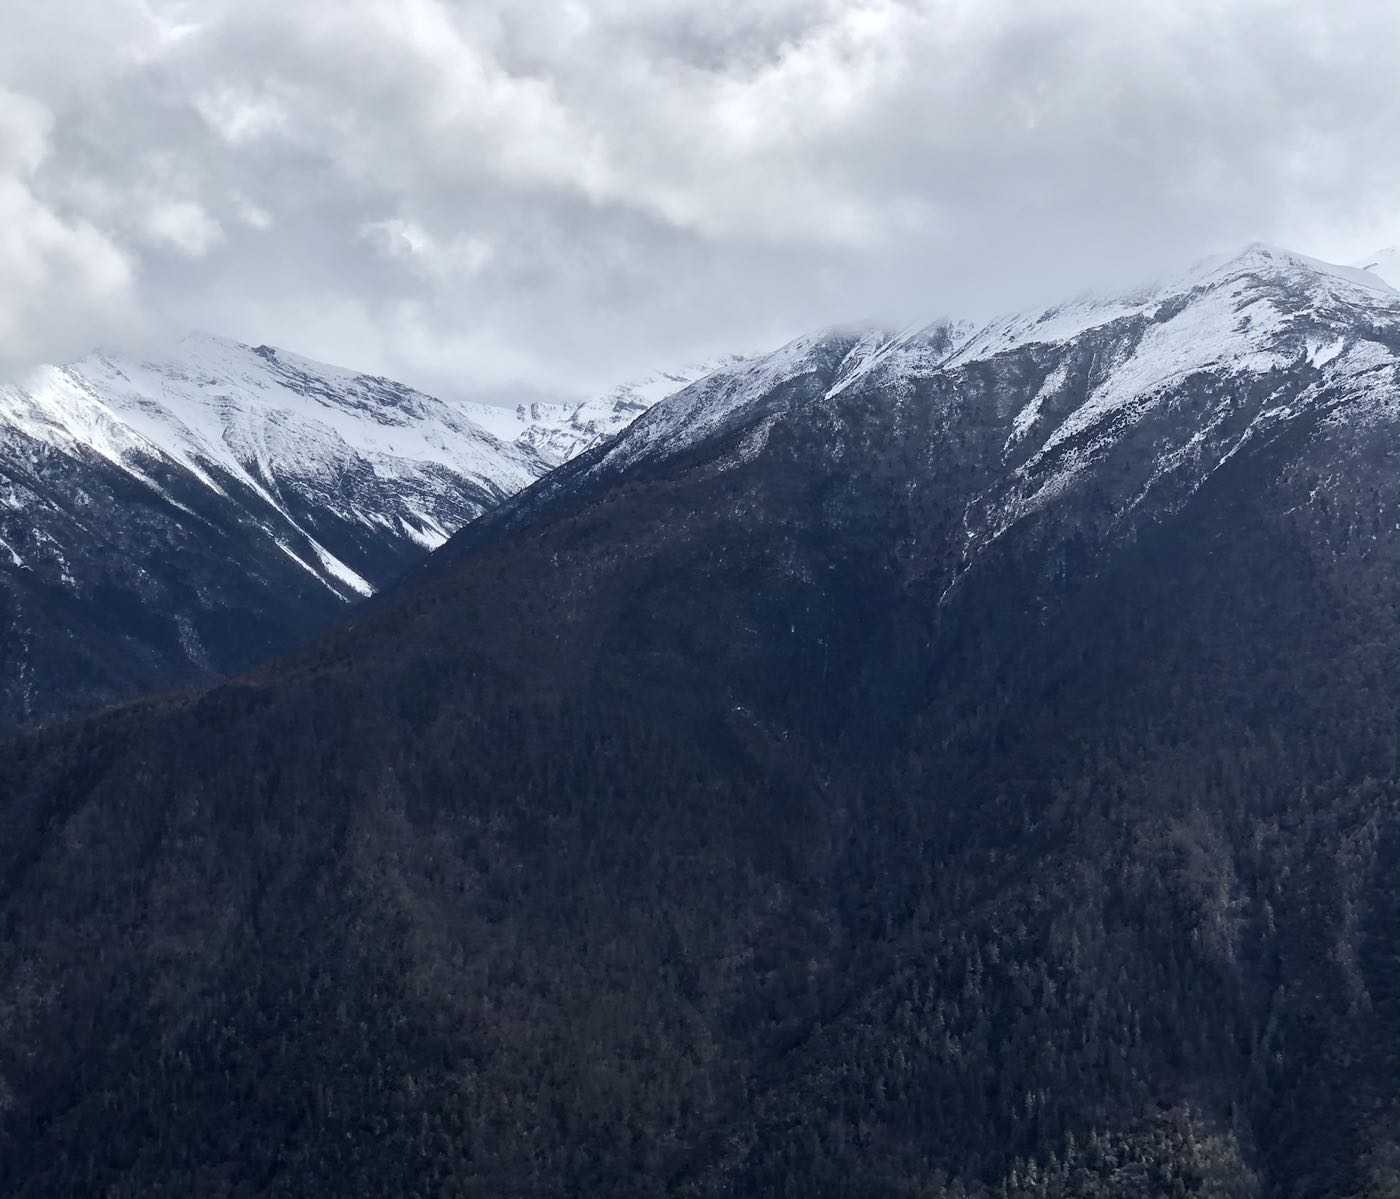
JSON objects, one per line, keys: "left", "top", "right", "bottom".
{"left": 468, "top": 360, "right": 747, "bottom": 468}
{"left": 0, "top": 335, "right": 731, "bottom": 725}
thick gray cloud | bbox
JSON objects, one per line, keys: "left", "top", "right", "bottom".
{"left": 4, "top": 0, "right": 1400, "bottom": 399}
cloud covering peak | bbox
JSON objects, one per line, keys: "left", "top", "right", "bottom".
{"left": 5, "top": 0, "right": 1400, "bottom": 399}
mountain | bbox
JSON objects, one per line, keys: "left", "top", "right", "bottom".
{"left": 4, "top": 245, "right": 1400, "bottom": 1196}
{"left": 467, "top": 358, "right": 748, "bottom": 468}
{"left": 0, "top": 334, "right": 716, "bottom": 726}
{"left": 458, "top": 243, "right": 1397, "bottom": 583}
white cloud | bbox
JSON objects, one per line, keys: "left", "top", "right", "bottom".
{"left": 232, "top": 195, "right": 273, "bottom": 230}
{"left": 359, "top": 218, "right": 493, "bottom": 280}
{"left": 195, "top": 87, "right": 289, "bottom": 145}
{"left": 5, "top": 0, "right": 1400, "bottom": 395}
{"left": 0, "top": 88, "right": 139, "bottom": 373}
{"left": 143, "top": 200, "right": 224, "bottom": 257}
{"left": 0, "top": 89, "right": 49, "bottom": 175}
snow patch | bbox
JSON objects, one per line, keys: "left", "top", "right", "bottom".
{"left": 1307, "top": 337, "right": 1346, "bottom": 369}
{"left": 309, "top": 543, "right": 374, "bottom": 597}
{"left": 1007, "top": 362, "right": 1068, "bottom": 448}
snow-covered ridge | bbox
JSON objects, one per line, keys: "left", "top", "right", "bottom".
{"left": 561, "top": 243, "right": 1400, "bottom": 593}
{"left": 1, "top": 333, "right": 540, "bottom": 595}
{"left": 8, "top": 241, "right": 1396, "bottom": 608}
{"left": 0, "top": 333, "right": 720, "bottom": 599}
{"left": 950, "top": 243, "right": 1397, "bottom": 367}
{"left": 588, "top": 321, "right": 967, "bottom": 479}
{"left": 5, "top": 239, "right": 1398, "bottom": 725}
{"left": 937, "top": 244, "right": 1400, "bottom": 574}
{"left": 983, "top": 243, "right": 1400, "bottom": 473}
{"left": 587, "top": 244, "right": 1400, "bottom": 482}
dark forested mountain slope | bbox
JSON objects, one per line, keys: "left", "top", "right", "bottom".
{"left": 3, "top": 247, "right": 1400, "bottom": 1197}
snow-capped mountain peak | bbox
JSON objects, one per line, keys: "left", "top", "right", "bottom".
{"left": 1353, "top": 247, "right": 1400, "bottom": 291}
{"left": 1, "top": 332, "right": 726, "bottom": 608}
{"left": 463, "top": 357, "right": 748, "bottom": 468}
{"left": 2, "top": 332, "right": 543, "bottom": 593}
{"left": 937, "top": 244, "right": 1400, "bottom": 581}
{"left": 953, "top": 242, "right": 1398, "bottom": 367}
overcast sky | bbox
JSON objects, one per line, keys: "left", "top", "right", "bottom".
{"left": 3, "top": 0, "right": 1400, "bottom": 402}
